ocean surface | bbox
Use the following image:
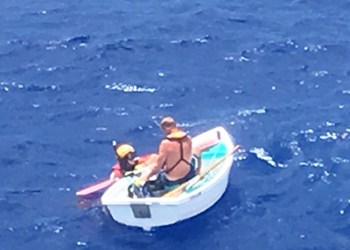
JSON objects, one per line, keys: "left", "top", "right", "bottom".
{"left": 1, "top": 0, "right": 350, "bottom": 249}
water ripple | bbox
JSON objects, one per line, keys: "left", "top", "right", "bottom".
{"left": 64, "top": 35, "right": 90, "bottom": 46}
{"left": 104, "top": 82, "right": 157, "bottom": 93}
{"left": 0, "top": 81, "right": 59, "bottom": 93}
{"left": 237, "top": 107, "right": 267, "bottom": 117}
{"left": 249, "top": 147, "right": 287, "bottom": 168}
{"left": 170, "top": 34, "right": 213, "bottom": 46}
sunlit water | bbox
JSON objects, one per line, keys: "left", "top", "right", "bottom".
{"left": 1, "top": 1, "right": 350, "bottom": 249}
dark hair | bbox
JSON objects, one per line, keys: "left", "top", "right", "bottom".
{"left": 119, "top": 152, "right": 136, "bottom": 173}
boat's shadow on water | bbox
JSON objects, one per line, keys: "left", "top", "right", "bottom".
{"left": 96, "top": 186, "right": 242, "bottom": 250}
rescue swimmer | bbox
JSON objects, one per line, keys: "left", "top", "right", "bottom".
{"left": 110, "top": 142, "right": 156, "bottom": 180}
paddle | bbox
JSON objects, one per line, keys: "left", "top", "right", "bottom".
{"left": 75, "top": 167, "right": 146, "bottom": 197}
{"left": 75, "top": 178, "right": 115, "bottom": 197}
{"left": 162, "top": 145, "right": 240, "bottom": 198}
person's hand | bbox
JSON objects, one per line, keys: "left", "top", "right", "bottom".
{"left": 124, "top": 169, "right": 142, "bottom": 177}
{"left": 124, "top": 170, "right": 134, "bottom": 177}
{"left": 134, "top": 163, "right": 145, "bottom": 171}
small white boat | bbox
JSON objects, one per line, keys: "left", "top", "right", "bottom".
{"left": 101, "top": 126, "right": 237, "bottom": 230}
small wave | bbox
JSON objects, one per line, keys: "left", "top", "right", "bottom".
{"left": 319, "top": 132, "right": 338, "bottom": 140}
{"left": 64, "top": 35, "right": 90, "bottom": 46}
{"left": 29, "top": 8, "right": 63, "bottom": 16}
{"left": 83, "top": 138, "right": 113, "bottom": 145}
{"left": 312, "top": 70, "right": 329, "bottom": 77}
{"left": 6, "top": 189, "right": 42, "bottom": 195}
{"left": 303, "top": 44, "right": 327, "bottom": 53}
{"left": 305, "top": 171, "right": 333, "bottom": 186}
{"left": 76, "top": 241, "right": 88, "bottom": 247}
{"left": 249, "top": 147, "right": 287, "bottom": 168}
{"left": 101, "top": 39, "right": 134, "bottom": 52}
{"left": 33, "top": 216, "right": 64, "bottom": 234}
{"left": 259, "top": 39, "right": 299, "bottom": 54}
{"left": 36, "top": 65, "right": 75, "bottom": 73}
{"left": 6, "top": 39, "right": 34, "bottom": 48}
{"left": 224, "top": 40, "right": 330, "bottom": 65}
{"left": 1, "top": 157, "right": 22, "bottom": 166}
{"left": 58, "top": 187, "right": 71, "bottom": 192}
{"left": 104, "top": 82, "right": 156, "bottom": 93}
{"left": 237, "top": 108, "right": 267, "bottom": 117}
{"left": 151, "top": 116, "right": 204, "bottom": 129}
{"left": 95, "top": 127, "right": 108, "bottom": 132}
{"left": 0, "top": 63, "right": 73, "bottom": 74}
{"left": 158, "top": 103, "right": 174, "bottom": 108}
{"left": 5, "top": 36, "right": 91, "bottom": 52}
{"left": 177, "top": 122, "right": 202, "bottom": 128}
{"left": 26, "top": 84, "right": 59, "bottom": 92}
{"left": 331, "top": 157, "right": 350, "bottom": 164}
{"left": 233, "top": 148, "right": 248, "bottom": 161}
{"left": 227, "top": 18, "right": 247, "bottom": 24}
{"left": 342, "top": 90, "right": 350, "bottom": 95}
{"left": 300, "top": 126, "right": 350, "bottom": 142}
{"left": 288, "top": 140, "right": 302, "bottom": 156}
{"left": 300, "top": 128, "right": 317, "bottom": 142}
{"left": 99, "top": 65, "right": 117, "bottom": 71}
{"left": 224, "top": 55, "right": 252, "bottom": 63}
{"left": 0, "top": 81, "right": 59, "bottom": 93}
{"left": 300, "top": 159, "right": 324, "bottom": 168}
{"left": 256, "top": 193, "right": 285, "bottom": 204}
{"left": 6, "top": 38, "right": 59, "bottom": 51}
{"left": 170, "top": 35, "right": 213, "bottom": 46}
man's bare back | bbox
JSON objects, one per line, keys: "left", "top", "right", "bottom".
{"left": 137, "top": 116, "right": 195, "bottom": 185}
{"left": 157, "top": 133, "right": 192, "bottom": 181}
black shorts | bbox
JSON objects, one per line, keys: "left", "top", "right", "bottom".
{"left": 159, "top": 157, "right": 197, "bottom": 187}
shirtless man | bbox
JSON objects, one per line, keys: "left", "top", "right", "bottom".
{"left": 132, "top": 116, "right": 197, "bottom": 197}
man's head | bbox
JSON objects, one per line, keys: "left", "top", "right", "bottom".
{"left": 160, "top": 116, "right": 176, "bottom": 134}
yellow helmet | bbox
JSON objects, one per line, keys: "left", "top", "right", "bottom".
{"left": 115, "top": 144, "right": 135, "bottom": 159}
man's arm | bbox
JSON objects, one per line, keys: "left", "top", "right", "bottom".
{"left": 138, "top": 141, "right": 168, "bottom": 182}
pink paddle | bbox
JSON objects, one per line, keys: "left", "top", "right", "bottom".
{"left": 75, "top": 178, "right": 115, "bottom": 197}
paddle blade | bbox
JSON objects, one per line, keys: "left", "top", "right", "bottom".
{"left": 76, "top": 179, "right": 115, "bottom": 197}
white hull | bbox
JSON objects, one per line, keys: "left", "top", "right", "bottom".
{"left": 101, "top": 126, "right": 236, "bottom": 230}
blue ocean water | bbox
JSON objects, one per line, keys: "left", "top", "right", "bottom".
{"left": 1, "top": 0, "right": 350, "bottom": 249}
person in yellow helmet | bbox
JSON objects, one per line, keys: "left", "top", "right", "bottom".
{"left": 131, "top": 116, "right": 199, "bottom": 198}
{"left": 110, "top": 143, "right": 155, "bottom": 180}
